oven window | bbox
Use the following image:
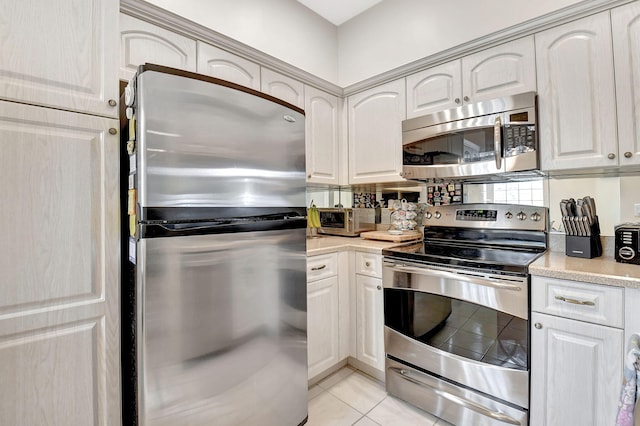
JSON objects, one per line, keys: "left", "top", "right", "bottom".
{"left": 384, "top": 289, "right": 528, "bottom": 371}
{"left": 319, "top": 212, "right": 345, "bottom": 228}
{"left": 403, "top": 127, "right": 497, "bottom": 166}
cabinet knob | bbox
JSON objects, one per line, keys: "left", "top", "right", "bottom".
{"left": 463, "top": 96, "right": 470, "bottom": 102}
{"left": 307, "top": 174, "right": 312, "bottom": 178}
{"left": 365, "top": 261, "right": 371, "bottom": 267}
{"left": 608, "top": 153, "right": 616, "bottom": 160}
{"left": 624, "top": 151, "right": 633, "bottom": 158}
{"left": 454, "top": 98, "right": 460, "bottom": 104}
{"left": 534, "top": 323, "right": 543, "bottom": 329}
{"left": 108, "top": 99, "right": 117, "bottom": 107}
{"left": 108, "top": 128, "right": 117, "bottom": 135}
{"left": 377, "top": 285, "right": 382, "bottom": 290}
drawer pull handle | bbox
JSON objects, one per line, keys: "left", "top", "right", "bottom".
{"left": 554, "top": 295, "right": 595, "bottom": 306}
{"left": 311, "top": 264, "right": 327, "bottom": 271}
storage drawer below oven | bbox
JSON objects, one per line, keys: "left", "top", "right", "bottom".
{"left": 386, "top": 357, "right": 528, "bottom": 426}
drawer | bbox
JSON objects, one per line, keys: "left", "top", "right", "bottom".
{"left": 307, "top": 252, "right": 338, "bottom": 282}
{"left": 531, "top": 276, "right": 624, "bottom": 328}
{"left": 355, "top": 252, "right": 382, "bottom": 278}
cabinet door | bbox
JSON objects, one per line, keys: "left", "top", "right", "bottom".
{"left": 530, "top": 312, "right": 622, "bottom": 426}
{"left": 612, "top": 1, "right": 640, "bottom": 167}
{"left": 462, "top": 36, "right": 536, "bottom": 103}
{"left": 261, "top": 68, "right": 304, "bottom": 109}
{"left": 305, "top": 86, "right": 342, "bottom": 184}
{"left": 119, "top": 13, "right": 197, "bottom": 82}
{"left": 0, "top": 101, "right": 120, "bottom": 425}
{"left": 348, "top": 79, "right": 406, "bottom": 184}
{"left": 406, "top": 61, "right": 462, "bottom": 118}
{"left": 0, "top": 0, "right": 119, "bottom": 118}
{"left": 307, "top": 276, "right": 340, "bottom": 379}
{"left": 196, "top": 42, "right": 261, "bottom": 91}
{"left": 356, "top": 275, "right": 385, "bottom": 373}
{"left": 535, "top": 12, "right": 618, "bottom": 171}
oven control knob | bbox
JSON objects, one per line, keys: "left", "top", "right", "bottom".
{"left": 434, "top": 211, "right": 442, "bottom": 219}
{"left": 531, "top": 212, "right": 541, "bottom": 222}
{"left": 505, "top": 211, "right": 513, "bottom": 219}
{"left": 425, "top": 212, "right": 432, "bottom": 220}
{"left": 517, "top": 211, "right": 527, "bottom": 221}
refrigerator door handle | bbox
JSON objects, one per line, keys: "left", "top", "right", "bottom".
{"left": 153, "top": 214, "right": 307, "bottom": 233}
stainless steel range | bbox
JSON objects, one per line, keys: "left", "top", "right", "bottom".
{"left": 382, "top": 203, "right": 547, "bottom": 426}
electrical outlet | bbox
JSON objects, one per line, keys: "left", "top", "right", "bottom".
{"left": 635, "top": 203, "right": 640, "bottom": 217}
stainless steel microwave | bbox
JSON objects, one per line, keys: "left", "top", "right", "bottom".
{"left": 401, "top": 92, "right": 540, "bottom": 181}
{"left": 317, "top": 208, "right": 375, "bottom": 237}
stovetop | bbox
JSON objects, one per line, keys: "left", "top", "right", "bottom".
{"left": 382, "top": 203, "right": 549, "bottom": 276}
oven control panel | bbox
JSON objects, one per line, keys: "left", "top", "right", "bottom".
{"left": 423, "top": 203, "right": 547, "bottom": 231}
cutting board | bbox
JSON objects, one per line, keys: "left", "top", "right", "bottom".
{"left": 360, "top": 230, "right": 422, "bottom": 242}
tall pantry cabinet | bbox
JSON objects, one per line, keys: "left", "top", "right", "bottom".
{"left": 0, "top": 1, "right": 121, "bottom": 425}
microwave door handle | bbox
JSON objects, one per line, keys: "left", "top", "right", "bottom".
{"left": 494, "top": 116, "right": 502, "bottom": 170}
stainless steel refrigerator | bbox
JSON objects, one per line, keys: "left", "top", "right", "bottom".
{"left": 121, "top": 64, "right": 308, "bottom": 426}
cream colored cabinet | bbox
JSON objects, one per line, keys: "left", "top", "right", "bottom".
{"left": 0, "top": 101, "right": 121, "bottom": 425}
{"left": 0, "top": 0, "right": 119, "bottom": 118}
{"left": 612, "top": 1, "right": 640, "bottom": 167}
{"left": 536, "top": 12, "right": 619, "bottom": 171}
{"left": 196, "top": 42, "right": 261, "bottom": 90}
{"left": 530, "top": 276, "right": 623, "bottom": 426}
{"left": 355, "top": 253, "right": 385, "bottom": 374}
{"left": 307, "top": 252, "right": 349, "bottom": 380}
{"left": 119, "top": 13, "right": 197, "bottom": 82}
{"left": 348, "top": 79, "right": 406, "bottom": 184}
{"left": 261, "top": 68, "right": 305, "bottom": 109}
{"left": 406, "top": 36, "right": 535, "bottom": 118}
{"left": 305, "top": 86, "right": 345, "bottom": 185}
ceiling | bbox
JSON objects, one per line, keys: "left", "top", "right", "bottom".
{"left": 296, "top": 0, "right": 383, "bottom": 25}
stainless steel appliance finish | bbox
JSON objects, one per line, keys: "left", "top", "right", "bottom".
{"left": 401, "top": 92, "right": 540, "bottom": 181}
{"left": 317, "top": 207, "right": 376, "bottom": 237}
{"left": 615, "top": 223, "right": 640, "bottom": 264}
{"left": 382, "top": 203, "right": 548, "bottom": 426}
{"left": 123, "top": 64, "right": 308, "bottom": 426}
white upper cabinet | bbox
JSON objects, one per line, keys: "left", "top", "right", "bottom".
{"left": 348, "top": 79, "right": 406, "bottom": 184}
{"left": 406, "top": 37, "right": 535, "bottom": 119}
{"left": 119, "top": 13, "right": 197, "bottom": 82}
{"left": 536, "top": 12, "right": 618, "bottom": 171}
{"left": 196, "top": 42, "right": 261, "bottom": 91}
{"left": 612, "top": 1, "right": 640, "bottom": 167}
{"left": 260, "top": 68, "right": 305, "bottom": 109}
{"left": 0, "top": 0, "right": 119, "bottom": 118}
{"left": 305, "top": 86, "right": 344, "bottom": 185}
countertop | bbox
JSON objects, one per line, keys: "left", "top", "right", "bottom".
{"left": 306, "top": 235, "right": 409, "bottom": 256}
{"left": 530, "top": 251, "right": 640, "bottom": 289}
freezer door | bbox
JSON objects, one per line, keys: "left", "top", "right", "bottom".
{"left": 136, "top": 67, "right": 306, "bottom": 208}
{"left": 136, "top": 228, "right": 307, "bottom": 426}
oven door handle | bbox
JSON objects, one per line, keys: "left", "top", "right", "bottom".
{"left": 389, "top": 367, "right": 522, "bottom": 425}
{"left": 386, "top": 263, "right": 523, "bottom": 291}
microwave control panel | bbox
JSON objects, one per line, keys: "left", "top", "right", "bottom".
{"left": 503, "top": 124, "right": 536, "bottom": 157}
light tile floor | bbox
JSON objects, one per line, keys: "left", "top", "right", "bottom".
{"left": 307, "top": 366, "right": 454, "bottom": 426}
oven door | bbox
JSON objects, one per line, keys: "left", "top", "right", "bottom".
{"left": 382, "top": 259, "right": 530, "bottom": 411}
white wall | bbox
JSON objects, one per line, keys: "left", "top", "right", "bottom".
{"left": 337, "top": 0, "right": 584, "bottom": 86}
{"left": 145, "top": 0, "right": 339, "bottom": 84}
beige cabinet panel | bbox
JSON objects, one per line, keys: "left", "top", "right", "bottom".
{"left": 261, "top": 68, "right": 305, "bottom": 109}
{"left": 530, "top": 312, "right": 622, "bottom": 426}
{"left": 356, "top": 274, "right": 385, "bottom": 373}
{"left": 196, "top": 41, "right": 261, "bottom": 90}
{"left": 0, "top": 0, "right": 119, "bottom": 118}
{"left": 406, "top": 61, "right": 462, "bottom": 119}
{"left": 612, "top": 1, "right": 640, "bottom": 167}
{"left": 307, "top": 276, "right": 340, "bottom": 379}
{"left": 348, "top": 79, "right": 406, "bottom": 184}
{"left": 536, "top": 12, "right": 618, "bottom": 171}
{"left": 305, "top": 86, "right": 343, "bottom": 184}
{"left": 0, "top": 101, "right": 120, "bottom": 425}
{"left": 120, "top": 13, "right": 197, "bottom": 82}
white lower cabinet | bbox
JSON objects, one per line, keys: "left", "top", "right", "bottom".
{"left": 306, "top": 252, "right": 349, "bottom": 380}
{"left": 354, "top": 252, "right": 385, "bottom": 375}
{"left": 530, "top": 276, "right": 623, "bottom": 426}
